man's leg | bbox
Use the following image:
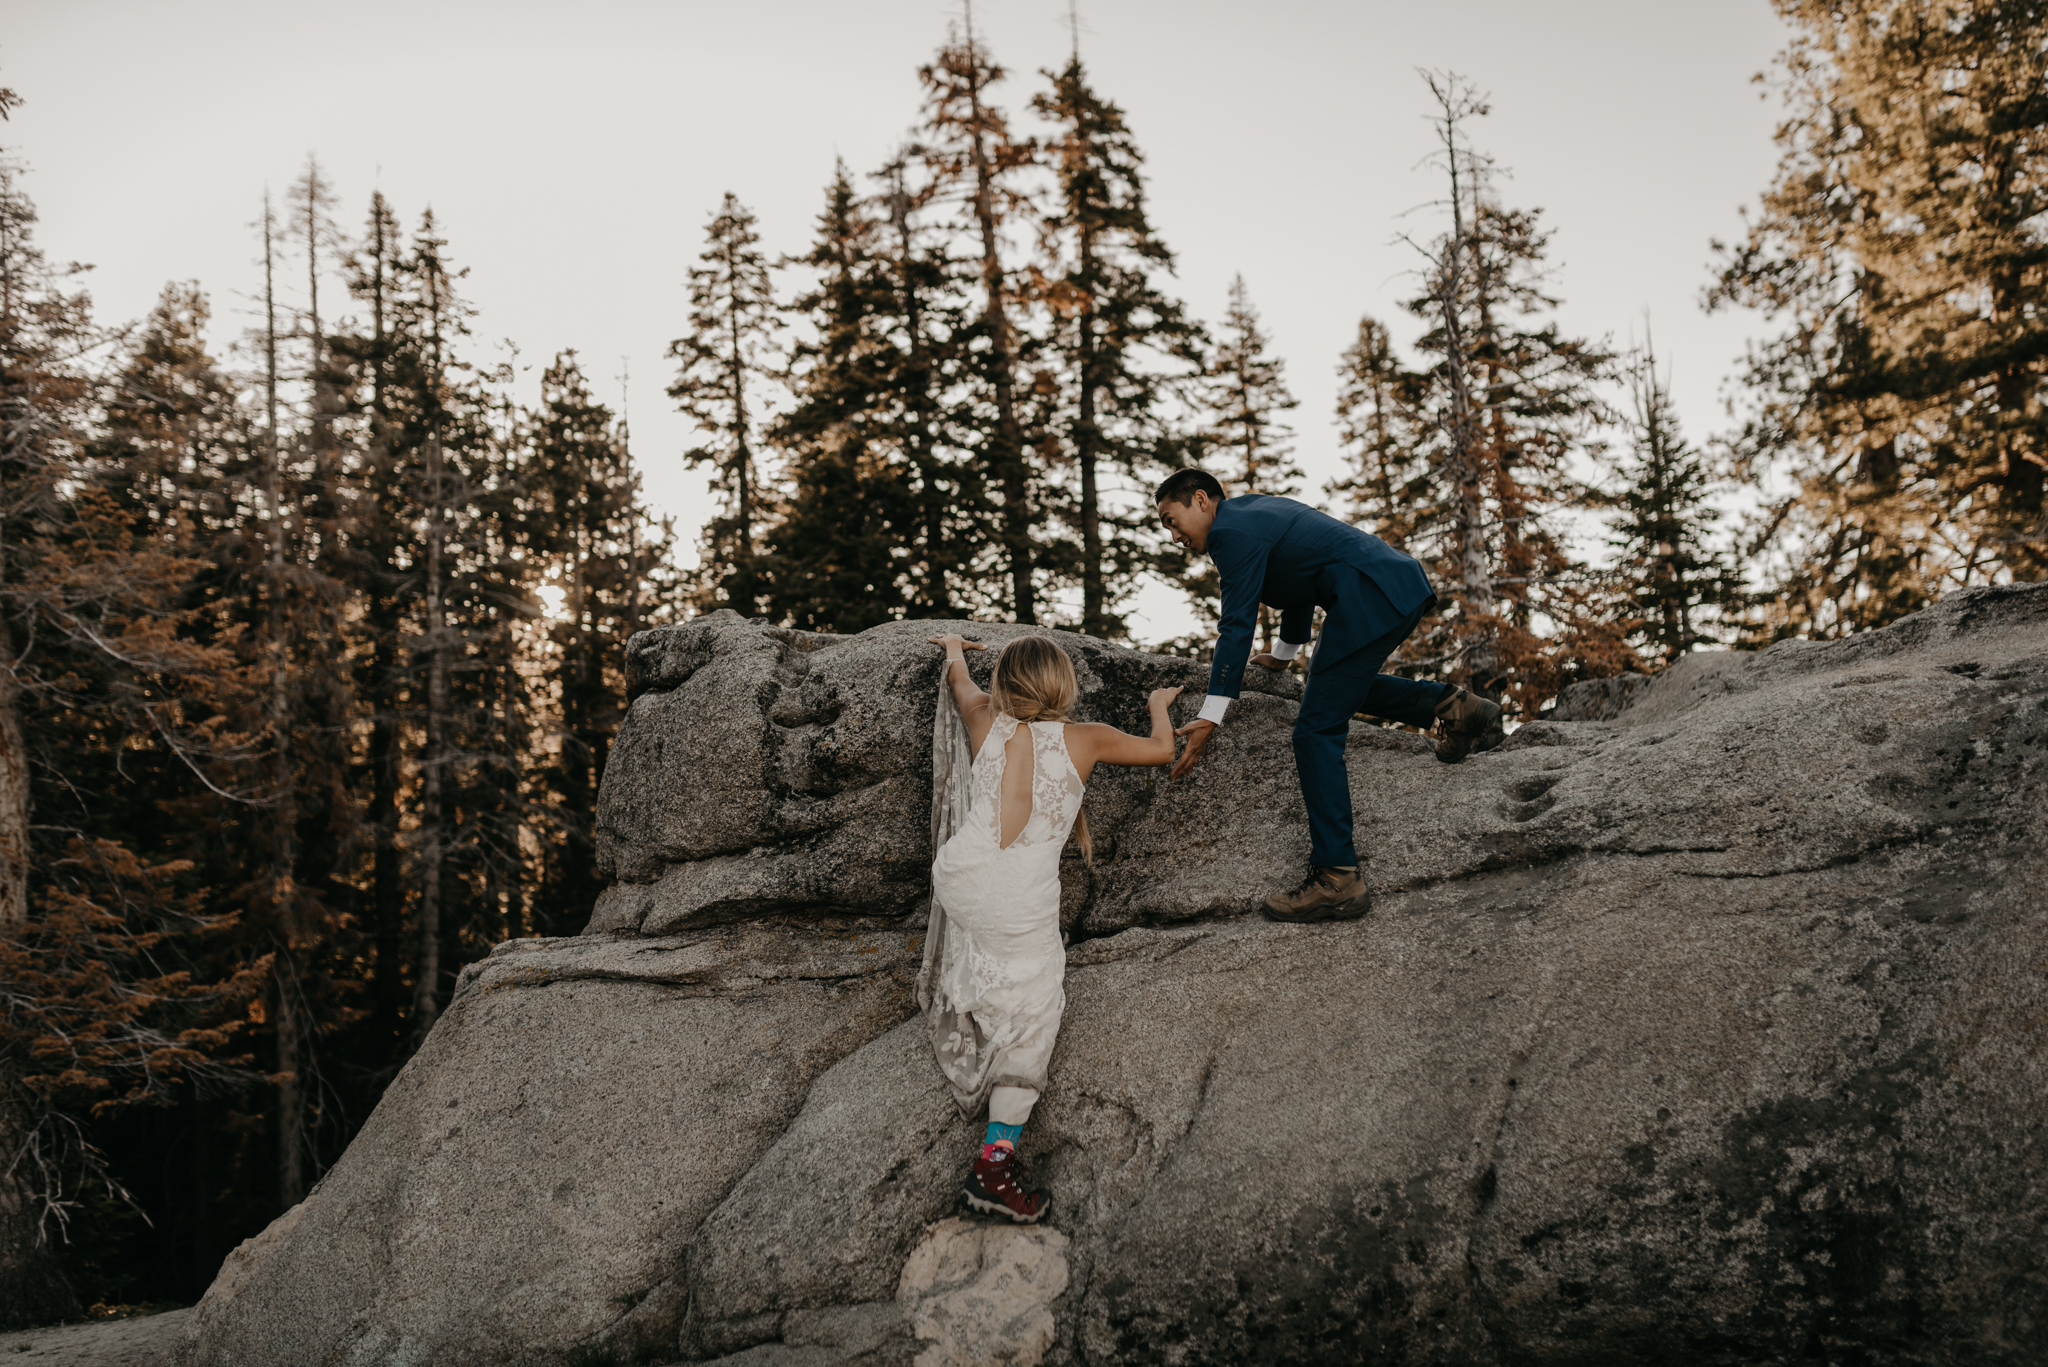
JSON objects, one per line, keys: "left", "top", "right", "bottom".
{"left": 1310, "top": 581, "right": 1500, "bottom": 765}
{"left": 1291, "top": 649, "right": 1380, "bottom": 869}
{"left": 1290, "top": 606, "right": 1432, "bottom": 868}
{"left": 1265, "top": 648, "right": 1401, "bottom": 922}
{"left": 1265, "top": 595, "right": 1434, "bottom": 921}
{"left": 1360, "top": 667, "right": 1445, "bottom": 730}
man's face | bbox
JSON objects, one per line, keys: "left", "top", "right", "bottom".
{"left": 1158, "top": 492, "right": 1216, "bottom": 555}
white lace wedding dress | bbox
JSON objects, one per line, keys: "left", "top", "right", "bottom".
{"left": 918, "top": 699, "right": 1084, "bottom": 1113}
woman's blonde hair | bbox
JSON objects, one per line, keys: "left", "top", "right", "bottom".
{"left": 989, "top": 636, "right": 1091, "bottom": 865}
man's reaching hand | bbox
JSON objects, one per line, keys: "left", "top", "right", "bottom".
{"left": 1169, "top": 719, "right": 1215, "bottom": 781}
{"left": 1250, "top": 652, "right": 1296, "bottom": 672}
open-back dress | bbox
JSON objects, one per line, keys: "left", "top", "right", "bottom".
{"left": 917, "top": 702, "right": 1084, "bottom": 1113}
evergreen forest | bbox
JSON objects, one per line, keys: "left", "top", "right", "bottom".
{"left": 3, "top": 0, "right": 2045, "bottom": 1317}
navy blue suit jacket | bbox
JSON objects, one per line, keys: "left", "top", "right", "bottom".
{"left": 1204, "top": 494, "right": 1436, "bottom": 700}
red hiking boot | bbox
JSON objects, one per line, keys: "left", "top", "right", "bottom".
{"left": 964, "top": 1148, "right": 1051, "bottom": 1224}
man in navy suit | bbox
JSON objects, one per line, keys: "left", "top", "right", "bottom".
{"left": 1156, "top": 469, "right": 1501, "bottom": 922}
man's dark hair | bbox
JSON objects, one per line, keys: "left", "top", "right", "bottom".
{"left": 1154, "top": 468, "right": 1224, "bottom": 507}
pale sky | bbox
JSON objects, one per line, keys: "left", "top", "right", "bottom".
{"left": 9, "top": 0, "right": 1790, "bottom": 640}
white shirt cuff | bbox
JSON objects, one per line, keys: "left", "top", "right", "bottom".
{"left": 1197, "top": 694, "right": 1230, "bottom": 726}
{"left": 1270, "top": 639, "right": 1301, "bottom": 662}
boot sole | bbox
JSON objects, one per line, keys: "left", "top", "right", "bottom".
{"left": 1262, "top": 895, "right": 1372, "bottom": 924}
{"left": 963, "top": 1186, "right": 1050, "bottom": 1224}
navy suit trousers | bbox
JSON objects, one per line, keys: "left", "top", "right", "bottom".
{"left": 1291, "top": 576, "right": 1444, "bottom": 868}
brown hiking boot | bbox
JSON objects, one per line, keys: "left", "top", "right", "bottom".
{"left": 964, "top": 1149, "right": 1051, "bottom": 1224}
{"left": 1262, "top": 866, "right": 1371, "bottom": 923}
{"left": 1433, "top": 685, "right": 1504, "bottom": 764}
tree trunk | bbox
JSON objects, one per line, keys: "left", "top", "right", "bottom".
{"left": 1427, "top": 83, "right": 1497, "bottom": 691}
{"left": 1076, "top": 226, "right": 1103, "bottom": 634}
{"left": 0, "top": 667, "right": 26, "bottom": 932}
{"left": 261, "top": 199, "right": 306, "bottom": 1206}
{"left": 412, "top": 254, "right": 451, "bottom": 1047}
{"left": 961, "top": 21, "right": 1033, "bottom": 623}
{"left": 731, "top": 347, "right": 754, "bottom": 614}
{"left": 361, "top": 203, "right": 408, "bottom": 1057}
{"left": 413, "top": 427, "right": 448, "bottom": 1047}
{"left": 368, "top": 629, "right": 404, "bottom": 1052}
{"left": 888, "top": 172, "right": 949, "bottom": 615}
{"left": 0, "top": 614, "right": 76, "bottom": 1323}
{"left": 1437, "top": 258, "right": 1497, "bottom": 688}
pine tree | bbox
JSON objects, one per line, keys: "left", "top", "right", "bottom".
{"left": 762, "top": 167, "right": 920, "bottom": 634}
{"left": 0, "top": 140, "right": 255, "bottom": 1324}
{"left": 378, "top": 212, "right": 541, "bottom": 1043}
{"left": 437, "top": 349, "right": 543, "bottom": 972}
{"left": 407, "top": 211, "right": 460, "bottom": 1047}
{"left": 1201, "top": 276, "right": 1301, "bottom": 498}
{"left": 94, "top": 283, "right": 241, "bottom": 541}
{"left": 91, "top": 272, "right": 352, "bottom": 1223}
{"left": 329, "top": 198, "right": 507, "bottom": 1056}
{"left": 1400, "top": 73, "right": 1622, "bottom": 714}
{"left": 1190, "top": 276, "right": 1300, "bottom": 651}
{"left": 668, "top": 193, "right": 779, "bottom": 614}
{"left": 875, "top": 148, "right": 979, "bottom": 616}
{"left": 528, "top": 353, "right": 671, "bottom": 933}
{"left": 254, "top": 189, "right": 319, "bottom": 1201}
{"left": 1710, "top": 0, "right": 2048, "bottom": 636}
{"left": 330, "top": 190, "right": 414, "bottom": 1065}
{"left": 1031, "top": 54, "right": 1205, "bottom": 637}
{"left": 1598, "top": 337, "right": 1744, "bottom": 664}
{"left": 290, "top": 157, "right": 342, "bottom": 456}
{"left": 0, "top": 130, "right": 95, "bottom": 1327}
{"left": 272, "top": 155, "right": 357, "bottom": 1202}
{"left": 919, "top": 17, "right": 1041, "bottom": 622}
{"left": 1327, "top": 314, "right": 1432, "bottom": 551}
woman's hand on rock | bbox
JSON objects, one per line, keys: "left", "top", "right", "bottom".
{"left": 1148, "top": 685, "right": 1185, "bottom": 710}
{"left": 927, "top": 634, "right": 986, "bottom": 656}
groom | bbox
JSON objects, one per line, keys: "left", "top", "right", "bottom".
{"left": 1157, "top": 469, "right": 1501, "bottom": 923}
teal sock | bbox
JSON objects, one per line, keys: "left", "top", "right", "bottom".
{"left": 981, "top": 1121, "right": 1022, "bottom": 1159}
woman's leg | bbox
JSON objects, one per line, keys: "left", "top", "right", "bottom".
{"left": 965, "top": 1084, "right": 1051, "bottom": 1223}
{"left": 984, "top": 1085, "right": 1039, "bottom": 1156}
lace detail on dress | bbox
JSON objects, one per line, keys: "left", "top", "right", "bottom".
{"left": 922, "top": 703, "right": 1084, "bottom": 1113}
{"left": 968, "top": 713, "right": 1017, "bottom": 845}
{"left": 968, "top": 715, "right": 1084, "bottom": 851}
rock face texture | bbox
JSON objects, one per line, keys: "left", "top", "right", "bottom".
{"left": 172, "top": 589, "right": 2048, "bottom": 1366}
{"left": 589, "top": 616, "right": 1309, "bottom": 939}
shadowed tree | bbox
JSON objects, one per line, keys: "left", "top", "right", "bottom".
{"left": 1327, "top": 314, "right": 1432, "bottom": 553}
{"left": 1201, "top": 276, "right": 1300, "bottom": 500}
{"left": 763, "top": 167, "right": 921, "bottom": 634}
{"left": 328, "top": 191, "right": 415, "bottom": 1064}
{"left": 919, "top": 17, "right": 1042, "bottom": 622}
{"left": 1195, "top": 277, "right": 1298, "bottom": 650}
{"left": 528, "top": 353, "right": 673, "bottom": 932}
{"left": 1595, "top": 334, "right": 1745, "bottom": 665}
{"left": 874, "top": 147, "right": 982, "bottom": 616}
{"left": 1399, "top": 72, "right": 1623, "bottom": 715}
{"left": 0, "top": 138, "right": 256, "bottom": 1325}
{"left": 668, "top": 193, "right": 780, "bottom": 615}
{"left": 1032, "top": 53, "right": 1205, "bottom": 638}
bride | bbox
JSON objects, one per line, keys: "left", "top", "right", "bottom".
{"left": 920, "top": 632, "right": 1182, "bottom": 1223}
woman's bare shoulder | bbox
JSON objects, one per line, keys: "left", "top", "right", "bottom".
{"left": 1060, "top": 720, "right": 1120, "bottom": 749}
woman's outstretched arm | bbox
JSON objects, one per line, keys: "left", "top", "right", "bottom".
{"left": 1067, "top": 686, "right": 1184, "bottom": 781}
{"left": 929, "top": 633, "right": 995, "bottom": 757}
